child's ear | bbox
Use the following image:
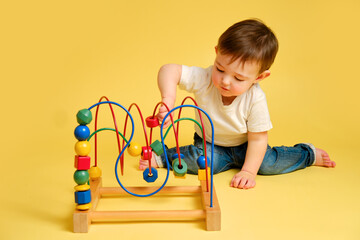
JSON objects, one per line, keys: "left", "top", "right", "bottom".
{"left": 255, "top": 70, "right": 271, "bottom": 82}
{"left": 215, "top": 46, "right": 218, "bottom": 54}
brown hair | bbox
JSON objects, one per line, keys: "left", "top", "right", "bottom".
{"left": 217, "top": 19, "right": 279, "bottom": 73}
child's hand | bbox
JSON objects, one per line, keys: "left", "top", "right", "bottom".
{"left": 230, "top": 170, "right": 256, "bottom": 189}
{"left": 156, "top": 104, "right": 173, "bottom": 128}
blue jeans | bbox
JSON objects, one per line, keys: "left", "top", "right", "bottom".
{"left": 158, "top": 133, "right": 316, "bottom": 175}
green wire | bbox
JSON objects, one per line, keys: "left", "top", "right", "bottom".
{"left": 163, "top": 118, "right": 206, "bottom": 151}
{"left": 87, "top": 118, "right": 205, "bottom": 150}
{"left": 87, "top": 127, "right": 129, "bottom": 143}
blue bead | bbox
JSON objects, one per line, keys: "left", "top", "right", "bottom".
{"left": 74, "top": 125, "right": 90, "bottom": 141}
{"left": 75, "top": 189, "right": 91, "bottom": 204}
{"left": 172, "top": 153, "right": 184, "bottom": 160}
{"left": 143, "top": 168, "right": 158, "bottom": 183}
{"left": 197, "top": 156, "right": 210, "bottom": 169}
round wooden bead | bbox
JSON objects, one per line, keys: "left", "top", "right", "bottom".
{"left": 88, "top": 166, "right": 102, "bottom": 179}
{"left": 143, "top": 167, "right": 158, "bottom": 183}
{"left": 76, "top": 203, "right": 92, "bottom": 211}
{"left": 74, "top": 170, "right": 89, "bottom": 185}
{"left": 141, "top": 146, "right": 152, "bottom": 160}
{"left": 145, "top": 116, "right": 160, "bottom": 128}
{"left": 197, "top": 156, "right": 210, "bottom": 169}
{"left": 75, "top": 141, "right": 91, "bottom": 156}
{"left": 76, "top": 109, "right": 92, "bottom": 125}
{"left": 74, "top": 125, "right": 90, "bottom": 141}
{"left": 127, "top": 142, "right": 142, "bottom": 157}
{"left": 74, "top": 184, "right": 90, "bottom": 191}
{"left": 172, "top": 158, "right": 187, "bottom": 177}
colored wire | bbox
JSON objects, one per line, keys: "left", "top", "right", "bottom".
{"left": 163, "top": 118, "right": 206, "bottom": 151}
{"left": 89, "top": 101, "right": 171, "bottom": 197}
{"left": 87, "top": 128, "right": 129, "bottom": 143}
{"left": 88, "top": 101, "right": 215, "bottom": 207}
{"left": 89, "top": 117, "right": 204, "bottom": 147}
{"left": 161, "top": 104, "right": 215, "bottom": 207}
{"left": 94, "top": 96, "right": 122, "bottom": 167}
{"left": 152, "top": 102, "right": 182, "bottom": 167}
{"left": 177, "top": 96, "right": 209, "bottom": 191}
{"left": 122, "top": 103, "right": 150, "bottom": 175}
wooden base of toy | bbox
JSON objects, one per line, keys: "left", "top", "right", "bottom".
{"left": 73, "top": 177, "right": 221, "bottom": 232}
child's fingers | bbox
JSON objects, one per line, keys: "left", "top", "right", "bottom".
{"left": 230, "top": 176, "right": 241, "bottom": 188}
{"left": 243, "top": 179, "right": 255, "bottom": 189}
{"left": 238, "top": 178, "right": 248, "bottom": 189}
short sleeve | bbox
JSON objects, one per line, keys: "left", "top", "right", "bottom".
{"left": 179, "top": 65, "right": 212, "bottom": 94}
{"left": 246, "top": 86, "right": 273, "bottom": 132}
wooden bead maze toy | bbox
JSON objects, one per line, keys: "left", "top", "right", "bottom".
{"left": 72, "top": 96, "right": 221, "bottom": 232}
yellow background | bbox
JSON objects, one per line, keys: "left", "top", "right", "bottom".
{"left": 1, "top": 0, "right": 359, "bottom": 239}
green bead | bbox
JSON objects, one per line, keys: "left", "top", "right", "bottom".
{"left": 172, "top": 158, "right": 187, "bottom": 177}
{"left": 74, "top": 170, "right": 89, "bottom": 185}
{"left": 76, "top": 109, "right": 92, "bottom": 125}
{"left": 150, "top": 140, "right": 164, "bottom": 156}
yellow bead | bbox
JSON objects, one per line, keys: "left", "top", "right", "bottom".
{"left": 74, "top": 184, "right": 90, "bottom": 191}
{"left": 75, "top": 141, "right": 91, "bottom": 156}
{"left": 88, "top": 166, "right": 102, "bottom": 179}
{"left": 127, "top": 142, "right": 142, "bottom": 157}
{"left": 198, "top": 168, "right": 211, "bottom": 181}
{"left": 76, "top": 203, "right": 92, "bottom": 211}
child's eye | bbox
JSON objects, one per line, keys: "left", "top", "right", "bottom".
{"left": 234, "top": 76, "right": 244, "bottom": 81}
{"left": 216, "top": 67, "right": 224, "bottom": 73}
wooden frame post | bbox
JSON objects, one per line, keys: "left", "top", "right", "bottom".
{"left": 73, "top": 177, "right": 221, "bottom": 232}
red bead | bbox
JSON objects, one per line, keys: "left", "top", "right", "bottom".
{"left": 145, "top": 116, "right": 159, "bottom": 128}
{"left": 74, "top": 155, "right": 91, "bottom": 170}
{"left": 141, "top": 146, "right": 152, "bottom": 160}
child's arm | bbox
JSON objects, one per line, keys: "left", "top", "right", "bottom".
{"left": 156, "top": 64, "right": 182, "bottom": 128}
{"left": 230, "top": 131, "right": 268, "bottom": 189}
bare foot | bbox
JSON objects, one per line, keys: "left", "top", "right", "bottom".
{"left": 139, "top": 153, "right": 159, "bottom": 170}
{"left": 314, "top": 148, "right": 336, "bottom": 167}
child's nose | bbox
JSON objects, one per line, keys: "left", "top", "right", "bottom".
{"left": 222, "top": 76, "right": 231, "bottom": 85}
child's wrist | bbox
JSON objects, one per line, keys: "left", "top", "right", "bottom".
{"left": 240, "top": 169, "right": 256, "bottom": 176}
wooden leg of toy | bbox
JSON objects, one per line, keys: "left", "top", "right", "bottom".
{"left": 73, "top": 177, "right": 102, "bottom": 233}
{"left": 73, "top": 211, "right": 90, "bottom": 233}
{"left": 90, "top": 177, "right": 102, "bottom": 210}
{"left": 200, "top": 180, "right": 221, "bottom": 231}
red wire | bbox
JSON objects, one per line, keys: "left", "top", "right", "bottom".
{"left": 177, "top": 96, "right": 209, "bottom": 191}
{"left": 122, "top": 103, "right": 151, "bottom": 174}
{"left": 151, "top": 102, "right": 182, "bottom": 167}
{"left": 94, "top": 96, "right": 122, "bottom": 168}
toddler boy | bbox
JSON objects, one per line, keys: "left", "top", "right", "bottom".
{"left": 139, "top": 19, "right": 335, "bottom": 189}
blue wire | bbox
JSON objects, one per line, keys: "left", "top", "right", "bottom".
{"left": 88, "top": 101, "right": 215, "bottom": 207}
{"left": 88, "top": 101, "right": 170, "bottom": 197}
{"left": 161, "top": 104, "right": 215, "bottom": 208}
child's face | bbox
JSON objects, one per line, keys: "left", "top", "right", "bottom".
{"left": 212, "top": 51, "right": 270, "bottom": 104}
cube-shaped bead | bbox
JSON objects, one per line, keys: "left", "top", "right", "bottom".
{"left": 74, "top": 155, "right": 91, "bottom": 170}
{"left": 198, "top": 168, "right": 211, "bottom": 181}
{"left": 75, "top": 189, "right": 91, "bottom": 204}
{"left": 150, "top": 140, "right": 163, "bottom": 156}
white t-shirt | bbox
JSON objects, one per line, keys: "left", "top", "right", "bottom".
{"left": 179, "top": 65, "right": 272, "bottom": 147}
